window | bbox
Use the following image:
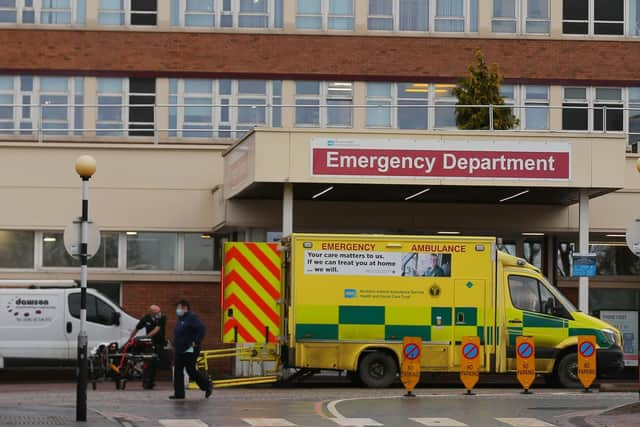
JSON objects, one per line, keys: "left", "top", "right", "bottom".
{"left": 68, "top": 293, "right": 117, "bottom": 326}
{"left": 0, "top": 230, "right": 34, "bottom": 269}
{"left": 296, "top": 0, "right": 354, "bottom": 30}
{"left": 97, "top": 78, "right": 126, "bottom": 136}
{"left": 128, "top": 78, "right": 155, "bottom": 136}
{"left": 0, "top": 0, "right": 84, "bottom": 24}
{"left": 524, "top": 85, "right": 549, "bottom": 130}
{"left": 523, "top": 240, "right": 543, "bottom": 269}
{"left": 558, "top": 241, "right": 640, "bottom": 277}
{"left": 492, "top": 0, "right": 548, "bottom": 33}
{"left": 42, "top": 231, "right": 119, "bottom": 268}
{"left": 629, "top": 88, "right": 640, "bottom": 151}
{"left": 434, "top": 84, "right": 457, "bottom": 128}
{"left": 562, "top": 87, "right": 623, "bottom": 131}
{"left": 398, "top": 83, "right": 428, "bottom": 129}
{"left": 99, "top": 0, "right": 157, "bottom": 26}
{"left": 295, "top": 81, "right": 353, "bottom": 127}
{"left": 508, "top": 275, "right": 570, "bottom": 317}
{"left": 169, "top": 79, "right": 281, "bottom": 139}
{"left": 184, "top": 233, "right": 214, "bottom": 271}
{"left": 368, "top": 0, "right": 477, "bottom": 32}
{"left": 562, "top": 87, "right": 588, "bottom": 130}
{"left": 563, "top": 0, "right": 623, "bottom": 35}
{"left": 630, "top": 0, "right": 640, "bottom": 35}
{"left": 173, "top": 0, "right": 283, "bottom": 28}
{"left": 0, "top": 75, "right": 83, "bottom": 136}
{"left": 126, "top": 232, "right": 177, "bottom": 271}
{"left": 366, "top": 82, "right": 392, "bottom": 127}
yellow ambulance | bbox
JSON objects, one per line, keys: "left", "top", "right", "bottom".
{"left": 222, "top": 234, "right": 624, "bottom": 388}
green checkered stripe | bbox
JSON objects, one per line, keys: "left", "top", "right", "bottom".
{"left": 507, "top": 313, "right": 610, "bottom": 348}
{"left": 295, "top": 305, "right": 488, "bottom": 344}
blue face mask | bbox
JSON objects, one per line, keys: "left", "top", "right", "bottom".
{"left": 176, "top": 308, "right": 184, "bottom": 317}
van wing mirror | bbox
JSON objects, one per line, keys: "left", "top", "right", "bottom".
{"left": 112, "top": 311, "right": 121, "bottom": 326}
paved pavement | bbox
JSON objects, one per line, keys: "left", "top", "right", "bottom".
{"left": 0, "top": 381, "right": 637, "bottom": 427}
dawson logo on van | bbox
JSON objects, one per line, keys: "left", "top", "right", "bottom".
{"left": 15, "top": 298, "right": 50, "bottom": 306}
{"left": 5, "top": 296, "right": 55, "bottom": 322}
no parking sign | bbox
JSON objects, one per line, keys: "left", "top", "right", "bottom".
{"left": 578, "top": 336, "right": 597, "bottom": 390}
{"left": 460, "top": 336, "right": 480, "bottom": 393}
{"left": 516, "top": 336, "right": 536, "bottom": 392}
{"left": 401, "top": 337, "right": 422, "bottom": 395}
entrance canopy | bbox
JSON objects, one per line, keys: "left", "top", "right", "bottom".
{"left": 223, "top": 129, "right": 625, "bottom": 207}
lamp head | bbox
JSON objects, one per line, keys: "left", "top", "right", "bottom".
{"left": 75, "top": 155, "right": 96, "bottom": 178}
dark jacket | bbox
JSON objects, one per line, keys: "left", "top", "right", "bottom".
{"left": 173, "top": 311, "right": 206, "bottom": 354}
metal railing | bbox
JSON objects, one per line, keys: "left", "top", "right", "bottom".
{"left": 0, "top": 103, "right": 636, "bottom": 148}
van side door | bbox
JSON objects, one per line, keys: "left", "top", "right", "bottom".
{"left": 64, "top": 290, "right": 122, "bottom": 357}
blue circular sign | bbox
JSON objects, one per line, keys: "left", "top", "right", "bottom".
{"left": 462, "top": 342, "right": 479, "bottom": 360}
{"left": 404, "top": 343, "right": 421, "bottom": 360}
{"left": 579, "top": 341, "right": 595, "bottom": 358}
{"left": 517, "top": 342, "right": 534, "bottom": 359}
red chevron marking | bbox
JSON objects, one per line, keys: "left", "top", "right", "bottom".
{"left": 246, "top": 243, "right": 281, "bottom": 280}
{"left": 225, "top": 247, "right": 280, "bottom": 300}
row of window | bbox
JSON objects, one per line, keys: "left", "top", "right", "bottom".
{"left": 1, "top": 1, "right": 640, "bottom": 36}
{"left": 3, "top": 76, "right": 640, "bottom": 147}
{"left": 0, "top": 229, "right": 222, "bottom": 272}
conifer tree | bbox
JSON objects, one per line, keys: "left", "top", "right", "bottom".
{"left": 452, "top": 50, "right": 519, "bottom": 130}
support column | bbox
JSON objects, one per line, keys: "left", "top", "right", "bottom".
{"left": 578, "top": 190, "right": 590, "bottom": 313}
{"left": 283, "top": 183, "right": 293, "bottom": 236}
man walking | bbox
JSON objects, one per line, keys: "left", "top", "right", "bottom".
{"left": 169, "top": 300, "right": 212, "bottom": 399}
{"left": 129, "top": 304, "right": 166, "bottom": 389}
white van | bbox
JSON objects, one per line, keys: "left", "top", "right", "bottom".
{"left": 0, "top": 281, "right": 138, "bottom": 368}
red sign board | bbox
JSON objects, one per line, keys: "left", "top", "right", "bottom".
{"left": 311, "top": 140, "right": 571, "bottom": 180}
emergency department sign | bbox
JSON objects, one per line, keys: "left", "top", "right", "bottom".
{"left": 577, "top": 336, "right": 597, "bottom": 389}
{"left": 516, "top": 336, "right": 536, "bottom": 392}
{"left": 401, "top": 337, "right": 422, "bottom": 394}
{"left": 460, "top": 336, "right": 480, "bottom": 392}
{"left": 311, "top": 138, "right": 571, "bottom": 180}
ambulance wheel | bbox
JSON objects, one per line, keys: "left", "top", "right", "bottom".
{"left": 358, "top": 351, "right": 397, "bottom": 388}
{"left": 347, "top": 371, "right": 364, "bottom": 387}
{"left": 556, "top": 353, "right": 581, "bottom": 388}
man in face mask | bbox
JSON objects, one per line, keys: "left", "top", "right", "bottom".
{"left": 129, "top": 304, "right": 166, "bottom": 389}
{"left": 170, "top": 299, "right": 212, "bottom": 400}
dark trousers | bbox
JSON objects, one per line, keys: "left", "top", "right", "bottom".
{"left": 173, "top": 351, "right": 211, "bottom": 398}
{"left": 143, "top": 356, "right": 157, "bottom": 388}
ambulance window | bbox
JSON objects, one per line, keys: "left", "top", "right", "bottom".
{"left": 508, "top": 276, "right": 540, "bottom": 312}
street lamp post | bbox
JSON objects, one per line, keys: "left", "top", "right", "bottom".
{"left": 74, "top": 155, "right": 96, "bottom": 422}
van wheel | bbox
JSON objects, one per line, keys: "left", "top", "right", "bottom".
{"left": 358, "top": 351, "right": 397, "bottom": 388}
{"left": 556, "top": 353, "right": 582, "bottom": 388}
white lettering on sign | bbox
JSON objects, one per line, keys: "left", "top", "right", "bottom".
{"left": 326, "top": 152, "right": 437, "bottom": 174}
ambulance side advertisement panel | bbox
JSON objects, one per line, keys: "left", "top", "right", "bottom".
{"left": 289, "top": 234, "right": 496, "bottom": 372}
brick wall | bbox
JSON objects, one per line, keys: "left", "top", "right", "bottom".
{"left": 122, "top": 281, "right": 233, "bottom": 375}
{"left": 1, "top": 30, "right": 640, "bottom": 85}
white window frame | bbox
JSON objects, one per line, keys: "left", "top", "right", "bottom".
{"left": 96, "top": 77, "right": 129, "bottom": 136}
{"left": 367, "top": 0, "right": 478, "bottom": 33}
{"left": 177, "top": 0, "right": 281, "bottom": 28}
{"left": 0, "top": 0, "right": 78, "bottom": 25}
{"left": 170, "top": 79, "right": 278, "bottom": 139}
{"left": 562, "top": 0, "right": 625, "bottom": 36}
{"left": 295, "top": 81, "right": 353, "bottom": 128}
{"left": 562, "top": 86, "right": 625, "bottom": 132}
{"left": 0, "top": 76, "right": 80, "bottom": 136}
{"left": 99, "top": 0, "right": 157, "bottom": 26}
{"left": 492, "top": 0, "right": 549, "bottom": 34}
{"left": 296, "top": 0, "right": 355, "bottom": 31}
{"left": 522, "top": 85, "right": 550, "bottom": 130}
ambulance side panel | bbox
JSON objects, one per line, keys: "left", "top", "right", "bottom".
{"left": 288, "top": 234, "right": 496, "bottom": 373}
